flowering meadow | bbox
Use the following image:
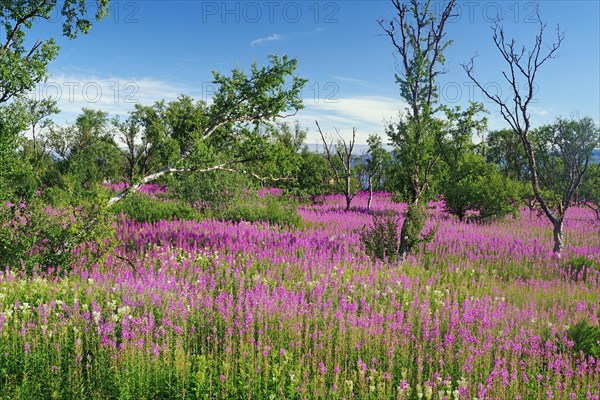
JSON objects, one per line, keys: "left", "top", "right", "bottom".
{"left": 1, "top": 192, "right": 599, "bottom": 399}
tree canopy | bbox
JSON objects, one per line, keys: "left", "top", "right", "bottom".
{"left": 0, "top": 0, "right": 110, "bottom": 104}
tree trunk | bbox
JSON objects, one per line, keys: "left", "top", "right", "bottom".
{"left": 552, "top": 219, "right": 564, "bottom": 257}
{"left": 398, "top": 220, "right": 410, "bottom": 262}
{"left": 398, "top": 200, "right": 424, "bottom": 262}
{"left": 345, "top": 174, "right": 352, "bottom": 211}
{"left": 367, "top": 176, "right": 373, "bottom": 212}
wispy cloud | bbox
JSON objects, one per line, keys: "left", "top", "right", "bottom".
{"left": 27, "top": 74, "right": 194, "bottom": 124}
{"left": 30, "top": 74, "right": 405, "bottom": 145}
{"left": 289, "top": 96, "right": 407, "bottom": 144}
{"left": 332, "top": 76, "right": 386, "bottom": 91}
{"left": 250, "top": 28, "right": 326, "bottom": 46}
{"left": 250, "top": 33, "right": 284, "bottom": 46}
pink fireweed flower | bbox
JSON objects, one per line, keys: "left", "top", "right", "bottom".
{"left": 357, "top": 359, "right": 367, "bottom": 373}
{"left": 319, "top": 362, "right": 327, "bottom": 375}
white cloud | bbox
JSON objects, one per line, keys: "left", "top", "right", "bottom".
{"left": 28, "top": 75, "right": 405, "bottom": 145}
{"left": 290, "top": 96, "right": 407, "bottom": 144}
{"left": 250, "top": 33, "right": 284, "bottom": 46}
{"left": 27, "top": 74, "right": 198, "bottom": 123}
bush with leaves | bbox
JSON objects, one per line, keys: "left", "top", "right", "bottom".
{"left": 361, "top": 212, "right": 400, "bottom": 263}
{"left": 443, "top": 153, "right": 523, "bottom": 222}
{"left": 399, "top": 204, "right": 436, "bottom": 255}
{"left": 110, "top": 193, "right": 203, "bottom": 223}
{"left": 291, "top": 148, "right": 333, "bottom": 203}
{"left": 567, "top": 318, "right": 600, "bottom": 359}
{"left": 168, "top": 167, "right": 256, "bottom": 212}
{"left": 561, "top": 256, "right": 599, "bottom": 283}
{"left": 210, "top": 193, "right": 302, "bottom": 227}
{"left": 0, "top": 198, "right": 114, "bottom": 275}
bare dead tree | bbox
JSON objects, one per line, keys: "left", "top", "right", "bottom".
{"left": 462, "top": 13, "right": 577, "bottom": 256}
{"left": 316, "top": 121, "right": 357, "bottom": 211}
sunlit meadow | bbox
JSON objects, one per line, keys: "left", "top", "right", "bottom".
{"left": 1, "top": 191, "right": 599, "bottom": 399}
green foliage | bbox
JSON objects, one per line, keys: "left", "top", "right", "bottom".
{"left": 210, "top": 55, "right": 306, "bottom": 130}
{"left": 382, "top": 1, "right": 464, "bottom": 205}
{"left": 131, "top": 95, "right": 210, "bottom": 167}
{"left": 361, "top": 212, "right": 400, "bottom": 263}
{"left": 531, "top": 117, "right": 600, "bottom": 206}
{"left": 168, "top": 145, "right": 302, "bottom": 226}
{"left": 112, "top": 114, "right": 154, "bottom": 182}
{"left": 245, "top": 122, "right": 306, "bottom": 186}
{"left": 0, "top": 97, "right": 61, "bottom": 201}
{"left": 211, "top": 193, "right": 302, "bottom": 228}
{"left": 399, "top": 203, "right": 433, "bottom": 256}
{"left": 386, "top": 116, "right": 446, "bottom": 202}
{"left": 110, "top": 194, "right": 203, "bottom": 223}
{"left": 486, "top": 129, "right": 528, "bottom": 181}
{"left": 561, "top": 256, "right": 599, "bottom": 283}
{"left": 15, "top": 96, "right": 60, "bottom": 181}
{"left": 293, "top": 147, "right": 333, "bottom": 201}
{"left": 0, "top": 102, "right": 31, "bottom": 201}
{"left": 443, "top": 153, "right": 522, "bottom": 222}
{"left": 0, "top": 197, "right": 114, "bottom": 275}
{"left": 109, "top": 58, "right": 307, "bottom": 206}
{"left": 567, "top": 319, "right": 600, "bottom": 359}
{"left": 44, "top": 108, "right": 124, "bottom": 188}
{"left": 169, "top": 166, "right": 256, "bottom": 210}
{"left": 579, "top": 163, "right": 600, "bottom": 220}
{"left": 68, "top": 139, "right": 123, "bottom": 186}
{"left": 112, "top": 186, "right": 301, "bottom": 227}
{"left": 357, "top": 135, "right": 392, "bottom": 209}
{"left": 439, "top": 103, "right": 488, "bottom": 164}
{"left": 41, "top": 174, "right": 103, "bottom": 207}
{"left": 0, "top": 0, "right": 109, "bottom": 104}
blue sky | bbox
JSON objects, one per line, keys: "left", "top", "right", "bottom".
{"left": 29, "top": 0, "right": 600, "bottom": 144}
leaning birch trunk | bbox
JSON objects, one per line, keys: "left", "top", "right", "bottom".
{"left": 552, "top": 219, "right": 564, "bottom": 258}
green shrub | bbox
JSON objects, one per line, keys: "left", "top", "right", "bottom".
{"left": 0, "top": 198, "right": 114, "bottom": 274}
{"left": 561, "top": 256, "right": 599, "bottom": 282}
{"left": 567, "top": 319, "right": 600, "bottom": 358}
{"left": 111, "top": 194, "right": 203, "bottom": 223}
{"left": 212, "top": 194, "right": 302, "bottom": 227}
{"left": 167, "top": 169, "right": 255, "bottom": 211}
{"left": 443, "top": 159, "right": 523, "bottom": 223}
{"left": 41, "top": 175, "right": 113, "bottom": 208}
{"left": 360, "top": 212, "right": 400, "bottom": 263}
